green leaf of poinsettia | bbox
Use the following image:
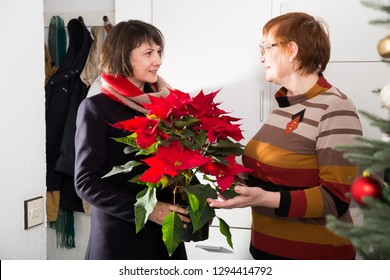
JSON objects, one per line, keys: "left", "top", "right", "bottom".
{"left": 183, "top": 184, "right": 218, "bottom": 212}
{"left": 216, "top": 139, "right": 245, "bottom": 149}
{"left": 123, "top": 146, "right": 140, "bottom": 155}
{"left": 135, "top": 142, "right": 158, "bottom": 156}
{"left": 112, "top": 135, "right": 136, "bottom": 145}
{"left": 101, "top": 160, "right": 142, "bottom": 178}
{"left": 184, "top": 190, "right": 199, "bottom": 212}
{"left": 218, "top": 217, "right": 233, "bottom": 249}
{"left": 175, "top": 116, "right": 198, "bottom": 129}
{"left": 192, "top": 131, "right": 207, "bottom": 147}
{"left": 134, "top": 187, "right": 157, "bottom": 233}
{"left": 208, "top": 139, "right": 245, "bottom": 156}
{"left": 188, "top": 201, "right": 215, "bottom": 232}
{"left": 162, "top": 212, "right": 184, "bottom": 256}
{"left": 219, "top": 188, "right": 239, "bottom": 199}
{"left": 183, "top": 184, "right": 218, "bottom": 232}
{"left": 185, "top": 184, "right": 218, "bottom": 200}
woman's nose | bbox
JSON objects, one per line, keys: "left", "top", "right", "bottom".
{"left": 260, "top": 54, "right": 265, "bottom": 63}
{"left": 154, "top": 54, "right": 162, "bottom": 65}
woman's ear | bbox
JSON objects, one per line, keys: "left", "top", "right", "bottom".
{"left": 288, "top": 41, "right": 298, "bottom": 62}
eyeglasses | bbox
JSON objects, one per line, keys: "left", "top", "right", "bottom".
{"left": 259, "top": 42, "right": 279, "bottom": 56}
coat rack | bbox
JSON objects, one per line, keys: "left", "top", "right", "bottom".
{"left": 44, "top": 12, "right": 115, "bottom": 27}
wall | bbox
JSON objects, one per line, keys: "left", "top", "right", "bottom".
{"left": 0, "top": 0, "right": 46, "bottom": 259}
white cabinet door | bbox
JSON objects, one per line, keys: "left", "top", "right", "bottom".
{"left": 272, "top": 0, "right": 389, "bottom": 62}
{"left": 152, "top": 0, "right": 273, "bottom": 144}
{"left": 324, "top": 62, "right": 389, "bottom": 140}
{"left": 185, "top": 227, "right": 253, "bottom": 260}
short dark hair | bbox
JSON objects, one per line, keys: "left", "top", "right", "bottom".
{"left": 100, "top": 20, "right": 165, "bottom": 76}
{"left": 263, "top": 12, "right": 330, "bottom": 75}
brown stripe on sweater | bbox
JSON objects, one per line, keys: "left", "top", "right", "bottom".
{"left": 254, "top": 124, "right": 317, "bottom": 154}
{"left": 317, "top": 147, "right": 357, "bottom": 166}
{"left": 318, "top": 128, "right": 363, "bottom": 138}
{"left": 272, "top": 108, "right": 320, "bottom": 128}
{"left": 320, "top": 110, "right": 360, "bottom": 121}
{"left": 301, "top": 118, "right": 319, "bottom": 127}
{"left": 301, "top": 100, "right": 329, "bottom": 110}
{"left": 272, "top": 109, "right": 293, "bottom": 118}
{"left": 321, "top": 88, "right": 348, "bottom": 100}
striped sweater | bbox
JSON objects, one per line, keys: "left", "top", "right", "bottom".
{"left": 243, "top": 76, "right": 362, "bottom": 259}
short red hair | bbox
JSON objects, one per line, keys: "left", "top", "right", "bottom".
{"left": 263, "top": 12, "right": 331, "bottom": 75}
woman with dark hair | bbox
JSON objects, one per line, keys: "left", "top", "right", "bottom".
{"left": 208, "top": 12, "right": 362, "bottom": 260}
{"left": 74, "top": 20, "right": 189, "bottom": 260}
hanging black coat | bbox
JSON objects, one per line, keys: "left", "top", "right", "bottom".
{"left": 45, "top": 18, "right": 92, "bottom": 211}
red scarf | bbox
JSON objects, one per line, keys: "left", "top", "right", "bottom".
{"left": 101, "top": 73, "right": 170, "bottom": 114}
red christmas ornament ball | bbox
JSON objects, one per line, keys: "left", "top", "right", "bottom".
{"left": 350, "top": 176, "right": 382, "bottom": 206}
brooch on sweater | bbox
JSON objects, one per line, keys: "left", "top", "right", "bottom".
{"left": 285, "top": 109, "right": 305, "bottom": 135}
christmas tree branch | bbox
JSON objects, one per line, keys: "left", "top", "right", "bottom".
{"left": 335, "top": 135, "right": 390, "bottom": 172}
{"left": 358, "top": 110, "right": 390, "bottom": 133}
{"left": 326, "top": 0, "right": 390, "bottom": 260}
{"left": 361, "top": 0, "right": 390, "bottom": 14}
{"left": 327, "top": 194, "right": 390, "bottom": 259}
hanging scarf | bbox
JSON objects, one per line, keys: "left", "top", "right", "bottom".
{"left": 101, "top": 72, "right": 170, "bottom": 114}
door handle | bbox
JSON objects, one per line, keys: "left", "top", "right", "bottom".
{"left": 260, "top": 89, "right": 264, "bottom": 122}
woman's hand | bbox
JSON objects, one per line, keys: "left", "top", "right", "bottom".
{"left": 207, "top": 185, "right": 280, "bottom": 209}
{"left": 148, "top": 201, "right": 190, "bottom": 225}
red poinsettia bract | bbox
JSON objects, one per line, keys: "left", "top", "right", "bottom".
{"left": 201, "top": 155, "right": 252, "bottom": 192}
{"left": 197, "top": 116, "right": 244, "bottom": 143}
{"left": 139, "top": 140, "right": 211, "bottom": 183}
{"left": 144, "top": 89, "right": 193, "bottom": 120}
{"left": 188, "top": 89, "right": 226, "bottom": 118}
{"left": 113, "top": 116, "right": 162, "bottom": 149}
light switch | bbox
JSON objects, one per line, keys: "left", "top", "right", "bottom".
{"left": 24, "top": 196, "right": 44, "bottom": 229}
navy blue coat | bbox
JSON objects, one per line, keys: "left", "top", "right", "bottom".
{"left": 74, "top": 93, "right": 187, "bottom": 260}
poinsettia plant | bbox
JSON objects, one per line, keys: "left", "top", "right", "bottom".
{"left": 103, "top": 88, "right": 251, "bottom": 256}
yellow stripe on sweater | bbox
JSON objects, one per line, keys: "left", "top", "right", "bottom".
{"left": 319, "top": 165, "right": 358, "bottom": 185}
{"left": 304, "top": 188, "right": 324, "bottom": 217}
{"left": 252, "top": 211, "right": 350, "bottom": 246}
{"left": 245, "top": 140, "right": 317, "bottom": 169}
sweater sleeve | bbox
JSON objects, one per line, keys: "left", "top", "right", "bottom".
{"left": 317, "top": 94, "right": 362, "bottom": 216}
{"left": 286, "top": 93, "right": 362, "bottom": 218}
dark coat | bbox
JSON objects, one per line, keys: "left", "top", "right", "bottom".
{"left": 74, "top": 93, "right": 187, "bottom": 260}
{"left": 45, "top": 18, "right": 92, "bottom": 211}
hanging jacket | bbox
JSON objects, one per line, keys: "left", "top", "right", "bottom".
{"left": 45, "top": 18, "right": 93, "bottom": 212}
{"left": 44, "top": 44, "right": 58, "bottom": 86}
{"left": 48, "top": 15, "right": 67, "bottom": 67}
{"left": 80, "top": 26, "right": 105, "bottom": 87}
{"left": 45, "top": 16, "right": 67, "bottom": 222}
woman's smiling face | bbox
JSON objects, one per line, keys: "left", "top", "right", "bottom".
{"left": 261, "top": 33, "right": 292, "bottom": 86}
{"left": 128, "top": 41, "right": 162, "bottom": 89}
